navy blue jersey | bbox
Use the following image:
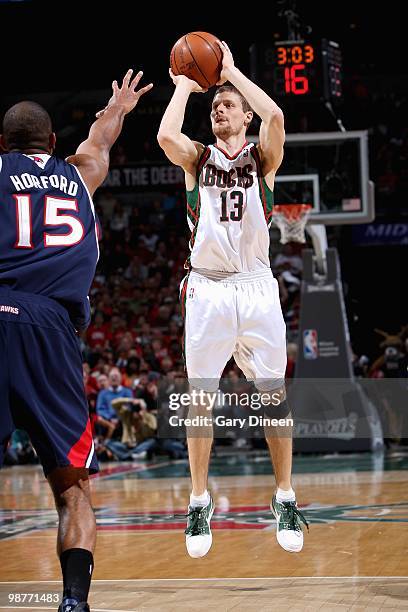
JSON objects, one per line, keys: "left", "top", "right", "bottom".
{"left": 0, "top": 152, "right": 99, "bottom": 330}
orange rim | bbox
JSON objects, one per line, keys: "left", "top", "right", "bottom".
{"left": 272, "top": 204, "right": 313, "bottom": 220}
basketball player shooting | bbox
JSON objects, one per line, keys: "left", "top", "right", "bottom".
{"left": 158, "top": 41, "right": 308, "bottom": 558}
{"left": 0, "top": 70, "right": 152, "bottom": 612}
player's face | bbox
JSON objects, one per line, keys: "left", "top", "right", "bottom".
{"left": 211, "top": 92, "right": 249, "bottom": 138}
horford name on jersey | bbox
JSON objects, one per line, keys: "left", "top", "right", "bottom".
{"left": 9, "top": 173, "right": 79, "bottom": 196}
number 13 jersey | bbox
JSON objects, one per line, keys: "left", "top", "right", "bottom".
{"left": 186, "top": 141, "right": 274, "bottom": 273}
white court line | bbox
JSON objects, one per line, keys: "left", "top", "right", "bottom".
{"left": 1, "top": 576, "right": 407, "bottom": 583}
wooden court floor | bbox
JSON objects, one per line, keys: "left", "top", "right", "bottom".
{"left": 1, "top": 451, "right": 408, "bottom": 611}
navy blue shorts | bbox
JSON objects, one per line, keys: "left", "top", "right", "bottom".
{"left": 0, "top": 287, "right": 98, "bottom": 477}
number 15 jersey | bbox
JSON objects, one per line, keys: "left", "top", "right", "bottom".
{"left": 0, "top": 152, "right": 99, "bottom": 330}
{"left": 186, "top": 141, "right": 274, "bottom": 273}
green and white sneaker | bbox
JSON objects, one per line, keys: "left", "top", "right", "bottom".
{"left": 184, "top": 496, "right": 214, "bottom": 558}
{"left": 271, "top": 494, "right": 309, "bottom": 553}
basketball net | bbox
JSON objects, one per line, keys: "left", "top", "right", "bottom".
{"left": 272, "top": 204, "right": 312, "bottom": 244}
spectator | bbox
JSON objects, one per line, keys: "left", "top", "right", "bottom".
{"left": 95, "top": 367, "right": 132, "bottom": 440}
{"left": 124, "top": 255, "right": 148, "bottom": 282}
{"left": 130, "top": 402, "right": 158, "bottom": 457}
{"left": 122, "top": 356, "right": 142, "bottom": 389}
{"left": 273, "top": 244, "right": 303, "bottom": 274}
{"left": 4, "top": 430, "right": 38, "bottom": 466}
{"left": 96, "top": 373, "right": 109, "bottom": 390}
{"left": 110, "top": 202, "right": 129, "bottom": 243}
{"left": 87, "top": 311, "right": 111, "bottom": 351}
{"left": 139, "top": 224, "right": 159, "bottom": 252}
{"left": 352, "top": 353, "right": 370, "bottom": 378}
{"left": 97, "top": 192, "right": 118, "bottom": 220}
{"left": 148, "top": 200, "right": 165, "bottom": 229}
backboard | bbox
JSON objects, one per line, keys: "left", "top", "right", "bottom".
{"left": 249, "top": 130, "right": 375, "bottom": 226}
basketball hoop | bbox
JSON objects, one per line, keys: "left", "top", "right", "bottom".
{"left": 272, "top": 204, "right": 312, "bottom": 244}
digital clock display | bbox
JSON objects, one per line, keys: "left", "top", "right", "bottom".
{"left": 253, "top": 39, "right": 342, "bottom": 102}
{"left": 271, "top": 42, "right": 317, "bottom": 96}
{"left": 276, "top": 44, "right": 315, "bottom": 65}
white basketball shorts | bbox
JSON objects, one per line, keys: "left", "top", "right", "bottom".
{"left": 180, "top": 269, "right": 287, "bottom": 392}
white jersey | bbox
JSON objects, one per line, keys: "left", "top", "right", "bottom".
{"left": 186, "top": 141, "right": 274, "bottom": 273}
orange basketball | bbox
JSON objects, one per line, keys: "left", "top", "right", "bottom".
{"left": 170, "top": 31, "right": 223, "bottom": 89}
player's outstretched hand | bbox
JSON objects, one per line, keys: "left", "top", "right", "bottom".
{"left": 169, "top": 68, "right": 208, "bottom": 93}
{"left": 96, "top": 69, "right": 153, "bottom": 118}
{"left": 216, "top": 40, "right": 235, "bottom": 85}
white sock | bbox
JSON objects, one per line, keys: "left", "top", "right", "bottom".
{"left": 190, "top": 490, "right": 210, "bottom": 508}
{"left": 276, "top": 487, "right": 296, "bottom": 502}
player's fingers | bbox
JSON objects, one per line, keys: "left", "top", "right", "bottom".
{"left": 136, "top": 83, "right": 153, "bottom": 97}
{"left": 130, "top": 70, "right": 144, "bottom": 91}
{"left": 112, "top": 80, "right": 119, "bottom": 94}
{"left": 122, "top": 68, "right": 133, "bottom": 88}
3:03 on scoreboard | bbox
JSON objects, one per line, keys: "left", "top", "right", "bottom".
{"left": 250, "top": 39, "right": 342, "bottom": 103}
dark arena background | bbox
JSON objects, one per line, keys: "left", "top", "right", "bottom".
{"left": 1, "top": 2, "right": 407, "bottom": 611}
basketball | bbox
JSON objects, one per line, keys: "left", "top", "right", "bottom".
{"left": 170, "top": 31, "right": 222, "bottom": 89}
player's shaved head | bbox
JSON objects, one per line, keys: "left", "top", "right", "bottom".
{"left": 2, "top": 101, "right": 53, "bottom": 152}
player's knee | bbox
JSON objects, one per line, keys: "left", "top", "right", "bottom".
{"left": 48, "top": 466, "right": 91, "bottom": 502}
{"left": 53, "top": 488, "right": 95, "bottom": 533}
{"left": 258, "top": 385, "right": 292, "bottom": 419}
{"left": 263, "top": 399, "right": 292, "bottom": 420}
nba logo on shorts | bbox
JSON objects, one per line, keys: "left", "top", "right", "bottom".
{"left": 303, "top": 329, "right": 318, "bottom": 359}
